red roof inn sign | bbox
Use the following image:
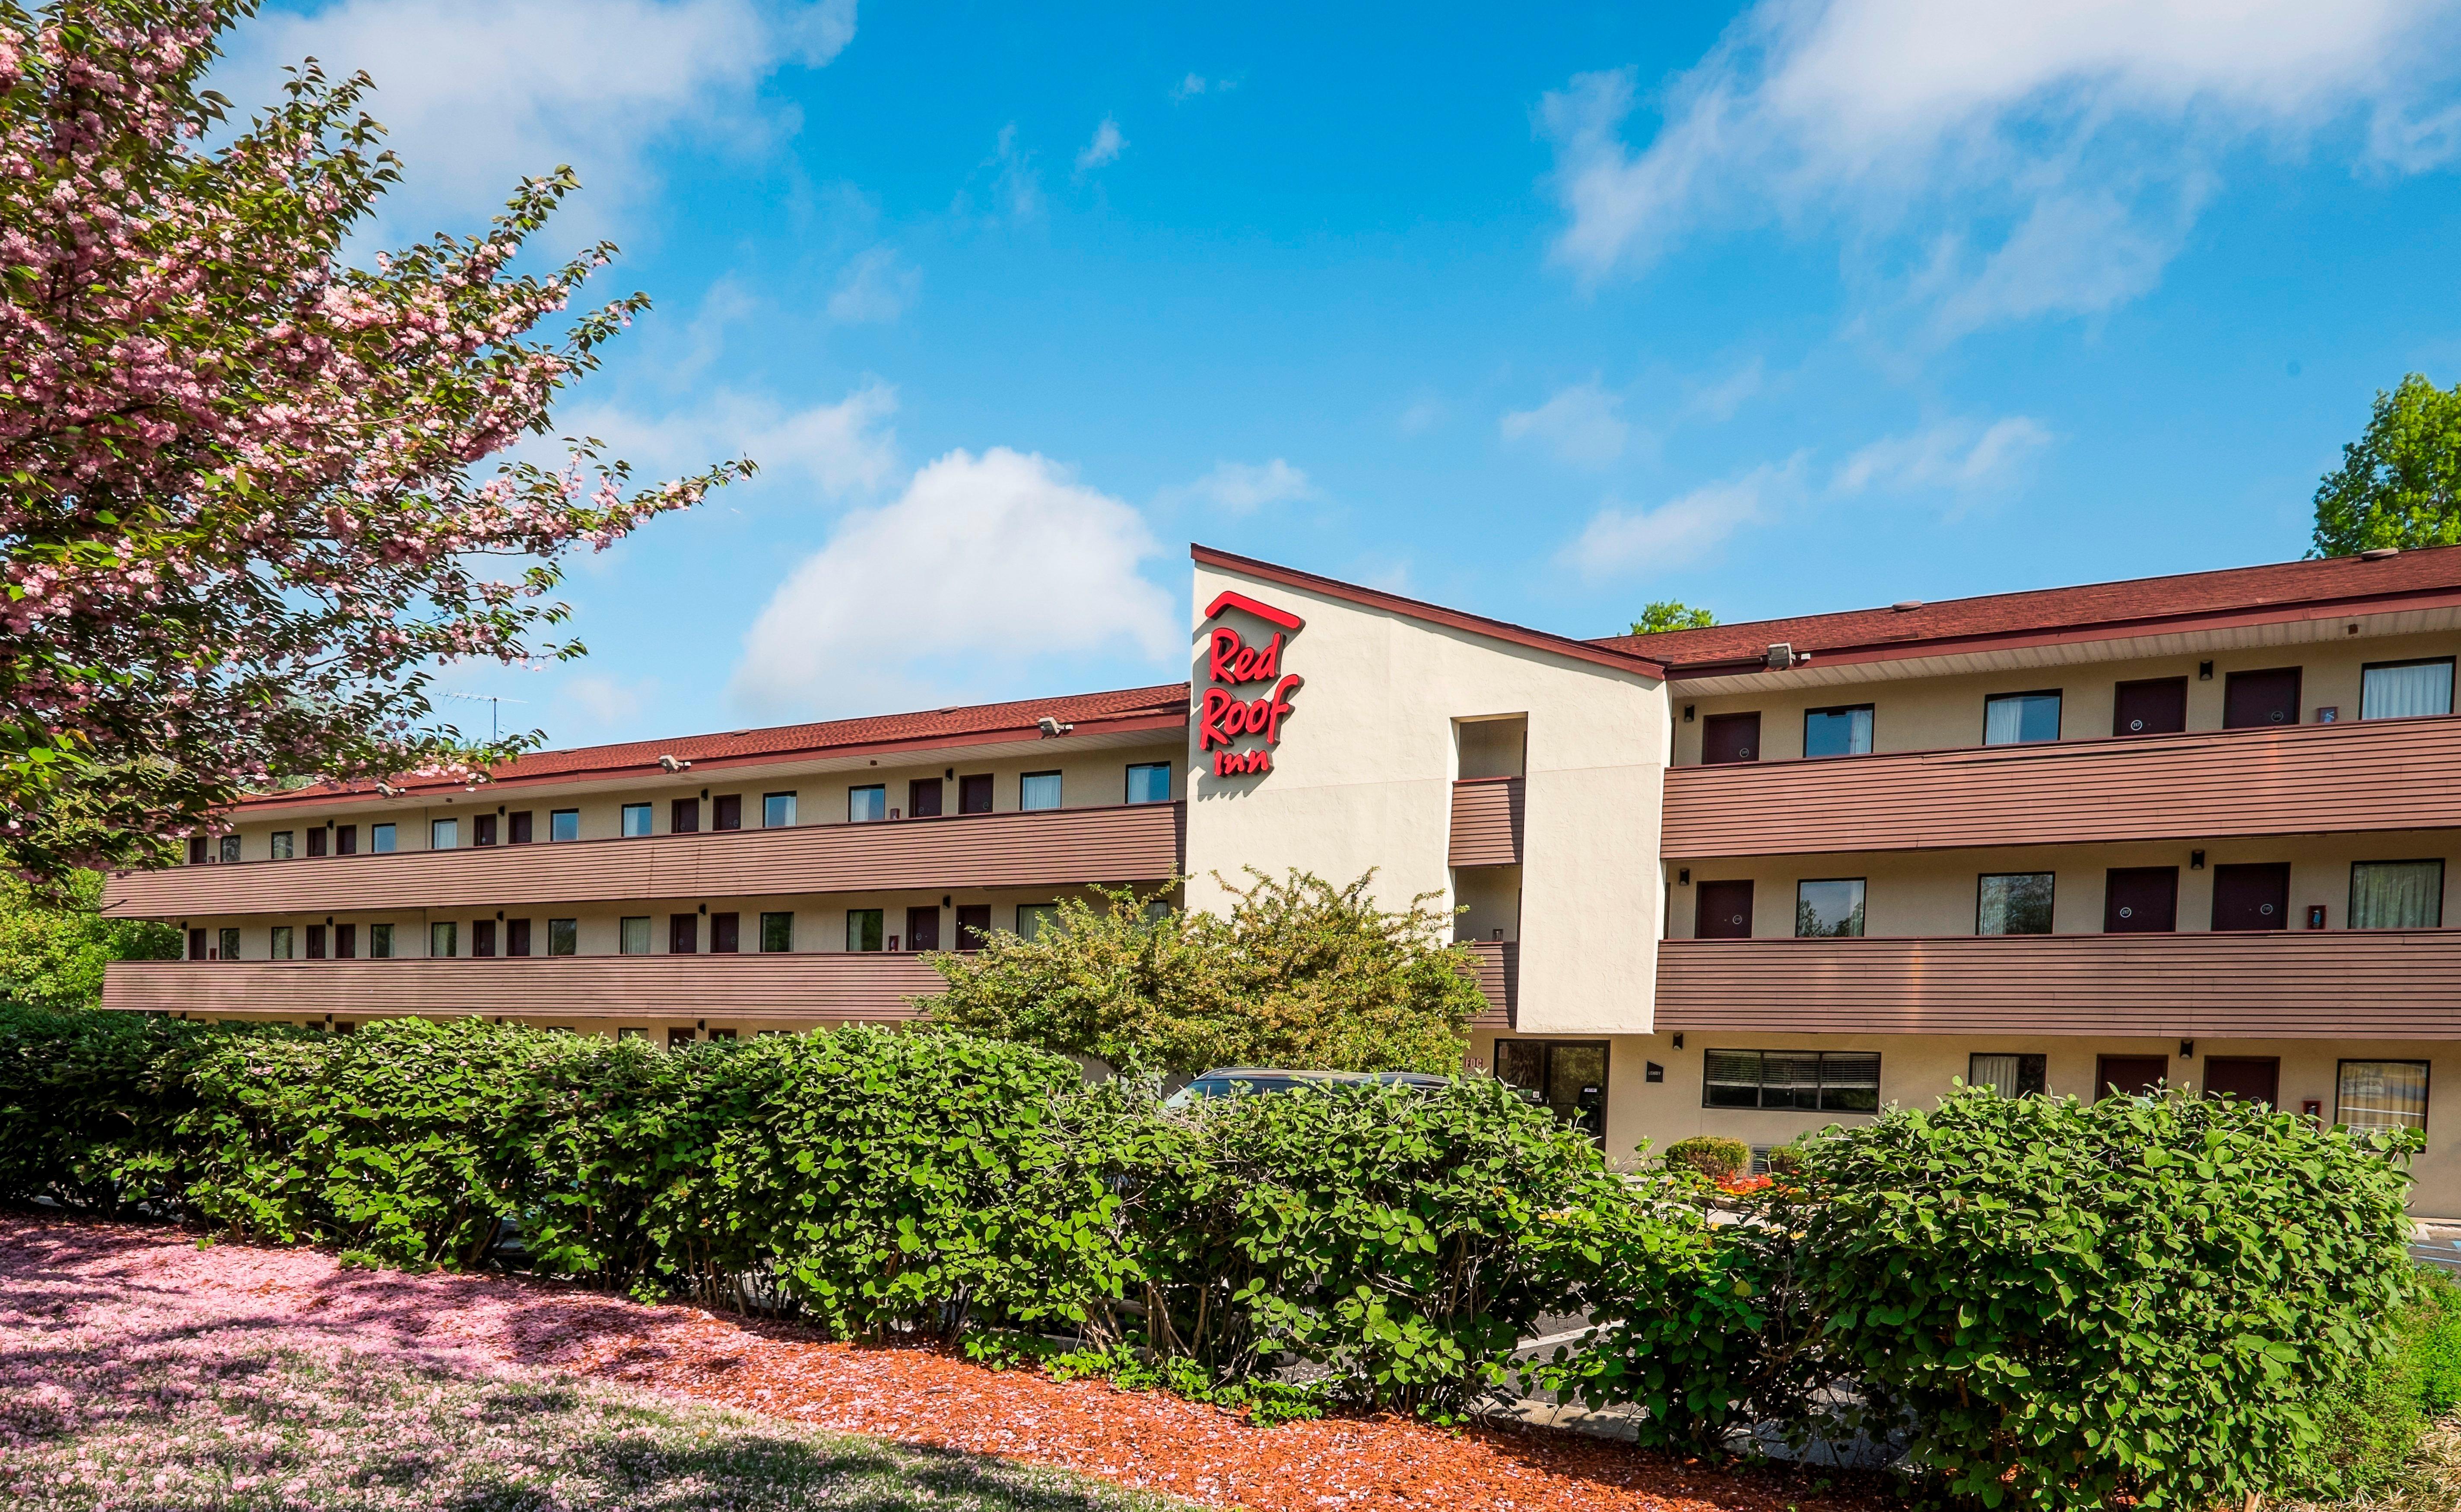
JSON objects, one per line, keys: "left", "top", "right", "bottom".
{"left": 1198, "top": 591, "right": 1304, "bottom": 777}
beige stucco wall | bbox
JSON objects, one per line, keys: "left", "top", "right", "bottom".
{"left": 1670, "top": 628, "right": 2461, "bottom": 763}
{"left": 1467, "top": 1027, "right": 2461, "bottom": 1216}
{"left": 1183, "top": 563, "right": 1668, "bottom": 1034}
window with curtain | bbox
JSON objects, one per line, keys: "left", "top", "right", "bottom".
{"left": 218, "top": 834, "right": 241, "bottom": 863}
{"left": 759, "top": 912, "right": 794, "bottom": 952}
{"left": 547, "top": 919, "right": 577, "bottom": 956}
{"left": 371, "top": 824, "right": 396, "bottom": 853}
{"left": 1020, "top": 771, "right": 1063, "bottom": 811}
{"left": 550, "top": 809, "right": 580, "bottom": 842}
{"left": 1126, "top": 763, "right": 1173, "bottom": 804}
{"left": 1795, "top": 878, "right": 1865, "bottom": 937}
{"left": 430, "top": 818, "right": 458, "bottom": 850}
{"left": 2361, "top": 659, "right": 2454, "bottom": 720}
{"left": 621, "top": 803, "right": 653, "bottom": 837}
{"left": 1803, "top": 704, "right": 1874, "bottom": 758}
{"left": 1983, "top": 691, "right": 2061, "bottom": 745}
{"left": 429, "top": 921, "right": 457, "bottom": 958}
{"left": 2338, "top": 1060, "right": 2429, "bottom": 1131}
{"left": 1977, "top": 873, "right": 2055, "bottom": 935}
{"left": 619, "top": 917, "right": 651, "bottom": 955}
{"left": 1703, "top": 1049, "right": 1880, "bottom": 1112}
{"left": 846, "top": 909, "right": 884, "bottom": 952}
{"left": 1969, "top": 1052, "right": 2047, "bottom": 1097}
{"left": 270, "top": 831, "right": 294, "bottom": 859}
{"left": 369, "top": 923, "right": 394, "bottom": 958}
{"left": 269, "top": 926, "right": 293, "bottom": 961}
{"left": 2350, "top": 860, "right": 2445, "bottom": 929}
{"left": 1017, "top": 902, "right": 1061, "bottom": 940}
{"left": 762, "top": 792, "right": 797, "bottom": 828}
{"left": 847, "top": 785, "right": 887, "bottom": 822}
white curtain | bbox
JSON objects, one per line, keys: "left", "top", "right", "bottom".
{"left": 2339, "top": 1061, "right": 2429, "bottom": 1131}
{"left": 1970, "top": 1054, "right": 2023, "bottom": 1097}
{"left": 2362, "top": 660, "right": 2453, "bottom": 719}
{"left": 2350, "top": 860, "right": 2443, "bottom": 929}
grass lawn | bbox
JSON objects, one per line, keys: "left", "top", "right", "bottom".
{"left": 4, "top": 1339, "right": 1189, "bottom": 1512}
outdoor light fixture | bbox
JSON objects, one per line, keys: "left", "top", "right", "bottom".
{"left": 1671, "top": 1033, "right": 1683, "bottom": 1050}
{"left": 2180, "top": 1040, "right": 2195, "bottom": 1059}
{"left": 1683, "top": 704, "right": 1695, "bottom": 722}
{"left": 2191, "top": 850, "right": 2206, "bottom": 869}
{"left": 1678, "top": 868, "right": 1690, "bottom": 885}
{"left": 2199, "top": 661, "right": 2214, "bottom": 680}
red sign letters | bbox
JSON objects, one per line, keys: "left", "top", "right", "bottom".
{"left": 1199, "top": 590, "right": 1304, "bottom": 777}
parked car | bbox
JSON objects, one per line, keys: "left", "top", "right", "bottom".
{"left": 1162, "top": 1067, "right": 1452, "bottom": 1109}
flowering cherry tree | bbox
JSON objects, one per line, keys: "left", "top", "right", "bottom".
{"left": 0, "top": 0, "right": 749, "bottom": 879}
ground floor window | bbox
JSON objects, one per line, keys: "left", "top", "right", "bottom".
{"left": 1969, "top": 1052, "right": 2045, "bottom": 1096}
{"left": 2339, "top": 1059, "right": 2430, "bottom": 1132}
{"left": 1493, "top": 1039, "right": 1609, "bottom": 1139}
{"left": 1705, "top": 1049, "right": 1881, "bottom": 1113}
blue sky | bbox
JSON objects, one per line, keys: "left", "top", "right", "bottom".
{"left": 221, "top": 0, "right": 2461, "bottom": 748}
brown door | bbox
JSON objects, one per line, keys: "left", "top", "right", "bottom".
{"left": 2103, "top": 867, "right": 2178, "bottom": 932}
{"left": 957, "top": 774, "right": 995, "bottom": 814}
{"left": 473, "top": 919, "right": 496, "bottom": 958}
{"left": 187, "top": 928, "right": 206, "bottom": 960}
{"left": 906, "top": 906, "right": 941, "bottom": 951}
{"left": 1701, "top": 712, "right": 1761, "bottom": 764}
{"left": 670, "top": 798, "right": 699, "bottom": 834}
{"left": 909, "top": 778, "right": 943, "bottom": 818}
{"left": 508, "top": 811, "right": 533, "bottom": 844}
{"left": 2210, "top": 862, "right": 2290, "bottom": 931}
{"left": 2096, "top": 1055, "right": 2169, "bottom": 1098}
{"left": 306, "top": 925, "right": 326, "bottom": 960}
{"left": 669, "top": 913, "right": 699, "bottom": 954}
{"left": 336, "top": 824, "right": 357, "bottom": 855}
{"left": 955, "top": 903, "right": 993, "bottom": 948}
{"left": 711, "top": 795, "right": 742, "bottom": 831}
{"left": 1695, "top": 879, "right": 1755, "bottom": 938}
{"left": 334, "top": 923, "right": 356, "bottom": 959}
{"left": 506, "top": 918, "right": 531, "bottom": 957}
{"left": 307, "top": 827, "right": 328, "bottom": 857}
{"left": 2223, "top": 667, "right": 2302, "bottom": 729}
{"left": 2203, "top": 1056, "right": 2280, "bottom": 1106}
{"left": 708, "top": 912, "right": 739, "bottom": 953}
{"left": 2112, "top": 677, "right": 2188, "bottom": 736}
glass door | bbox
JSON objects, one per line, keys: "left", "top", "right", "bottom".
{"left": 1493, "top": 1039, "right": 1611, "bottom": 1139}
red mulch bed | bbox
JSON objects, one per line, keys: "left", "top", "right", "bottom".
{"left": 6, "top": 1213, "right": 1886, "bottom": 1512}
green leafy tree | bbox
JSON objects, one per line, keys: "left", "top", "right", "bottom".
{"left": 921, "top": 869, "right": 1486, "bottom": 1075}
{"left": 0, "top": 868, "right": 178, "bottom": 1009}
{"left": 1628, "top": 600, "right": 1717, "bottom": 634}
{"left": 2311, "top": 373, "right": 2461, "bottom": 556}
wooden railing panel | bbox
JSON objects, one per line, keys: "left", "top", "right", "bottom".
{"left": 1448, "top": 778, "right": 1524, "bottom": 868}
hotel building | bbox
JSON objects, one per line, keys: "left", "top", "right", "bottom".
{"left": 102, "top": 543, "right": 2461, "bottom": 1214}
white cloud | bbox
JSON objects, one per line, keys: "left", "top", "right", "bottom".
{"left": 1539, "top": 0, "right": 2461, "bottom": 330}
{"left": 826, "top": 245, "right": 920, "bottom": 324}
{"left": 1172, "top": 73, "right": 1210, "bottom": 101}
{"left": 559, "top": 381, "right": 899, "bottom": 498}
{"left": 1680, "top": 358, "right": 1766, "bottom": 424}
{"left": 1561, "top": 462, "right": 1806, "bottom": 579}
{"left": 731, "top": 448, "right": 1177, "bottom": 715}
{"left": 218, "top": 0, "right": 856, "bottom": 243}
{"left": 954, "top": 124, "right": 1042, "bottom": 225}
{"left": 1397, "top": 395, "right": 1448, "bottom": 435}
{"left": 559, "top": 673, "right": 648, "bottom": 729}
{"left": 1076, "top": 116, "right": 1128, "bottom": 170}
{"left": 1501, "top": 381, "right": 1629, "bottom": 468}
{"left": 1833, "top": 415, "right": 2054, "bottom": 494}
{"left": 1159, "top": 459, "right": 1316, "bottom": 515}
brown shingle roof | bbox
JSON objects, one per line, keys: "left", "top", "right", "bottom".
{"left": 1597, "top": 546, "right": 2461, "bottom": 670}
{"left": 243, "top": 683, "right": 1192, "bottom": 808}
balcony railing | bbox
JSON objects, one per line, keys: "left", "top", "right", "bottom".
{"left": 1657, "top": 930, "right": 2461, "bottom": 1038}
{"left": 103, "top": 802, "right": 1186, "bottom": 917}
{"left": 1662, "top": 714, "right": 2461, "bottom": 858}
{"left": 102, "top": 953, "right": 949, "bottom": 1023}
{"left": 1464, "top": 939, "right": 1516, "bottom": 1028}
{"left": 1448, "top": 778, "right": 1524, "bottom": 868}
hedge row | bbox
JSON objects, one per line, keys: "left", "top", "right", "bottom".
{"left": 0, "top": 1005, "right": 2428, "bottom": 1508}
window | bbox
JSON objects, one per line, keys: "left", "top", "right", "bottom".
{"left": 759, "top": 912, "right": 794, "bottom": 953}
{"left": 2363, "top": 658, "right": 2455, "bottom": 720}
{"left": 619, "top": 916, "right": 651, "bottom": 955}
{"left": 214, "top": 926, "right": 240, "bottom": 959}
{"left": 1704, "top": 1049, "right": 1881, "bottom": 1113}
{"left": 669, "top": 914, "right": 698, "bottom": 954}
{"left": 270, "top": 831, "right": 294, "bottom": 860}
{"left": 335, "top": 923, "right": 356, "bottom": 959}
{"left": 708, "top": 1028, "right": 737, "bottom": 1042}
{"left": 269, "top": 926, "right": 294, "bottom": 960}
{"left": 846, "top": 909, "right": 884, "bottom": 952}
{"left": 507, "top": 918, "right": 531, "bottom": 957}
{"left": 762, "top": 792, "right": 797, "bottom": 828}
{"left": 2352, "top": 860, "right": 2445, "bottom": 929}
{"left": 218, "top": 834, "right": 241, "bottom": 864}
{"left": 1017, "top": 903, "right": 1061, "bottom": 940}
{"left": 547, "top": 918, "right": 577, "bottom": 957}
{"left": 430, "top": 921, "right": 457, "bottom": 958}
{"left": 710, "top": 912, "right": 740, "bottom": 953}
{"left": 957, "top": 774, "right": 994, "bottom": 814}
{"left": 1020, "top": 771, "right": 1063, "bottom": 811}
{"left": 712, "top": 795, "right": 742, "bottom": 830}
{"left": 848, "top": 785, "right": 887, "bottom": 823}
{"left": 1803, "top": 704, "right": 1874, "bottom": 758}
{"left": 2338, "top": 1059, "right": 2430, "bottom": 1132}
{"left": 508, "top": 811, "right": 533, "bottom": 844}
{"left": 307, "top": 827, "right": 327, "bottom": 858}
{"left": 473, "top": 919, "right": 496, "bottom": 958}
{"left": 431, "top": 818, "right": 458, "bottom": 850}
{"left": 1983, "top": 691, "right": 2061, "bottom": 745}
{"left": 1969, "top": 1053, "right": 2046, "bottom": 1097}
{"left": 1977, "top": 873, "right": 2055, "bottom": 936}
{"left": 617, "top": 1027, "right": 645, "bottom": 1040}
{"left": 1492, "top": 1040, "right": 1611, "bottom": 1139}
{"left": 369, "top": 923, "right": 394, "bottom": 959}
{"left": 621, "top": 803, "right": 654, "bottom": 838}
{"left": 371, "top": 823, "right": 396, "bottom": 854}
{"left": 1794, "top": 878, "right": 1865, "bottom": 938}
{"left": 1126, "top": 763, "right": 1172, "bottom": 804}
{"left": 305, "top": 925, "right": 326, "bottom": 960}
{"left": 336, "top": 824, "right": 358, "bottom": 856}
{"left": 549, "top": 809, "right": 579, "bottom": 843}
{"left": 473, "top": 813, "right": 497, "bottom": 846}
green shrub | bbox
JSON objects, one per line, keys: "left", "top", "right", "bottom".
{"left": 2296, "top": 1266, "right": 2461, "bottom": 1496}
{"left": 1763, "top": 1142, "right": 1806, "bottom": 1180}
{"left": 1776, "top": 1087, "right": 2421, "bottom": 1510}
{"left": 1662, "top": 1135, "right": 1749, "bottom": 1181}
{"left": 0, "top": 1005, "right": 206, "bottom": 1213}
